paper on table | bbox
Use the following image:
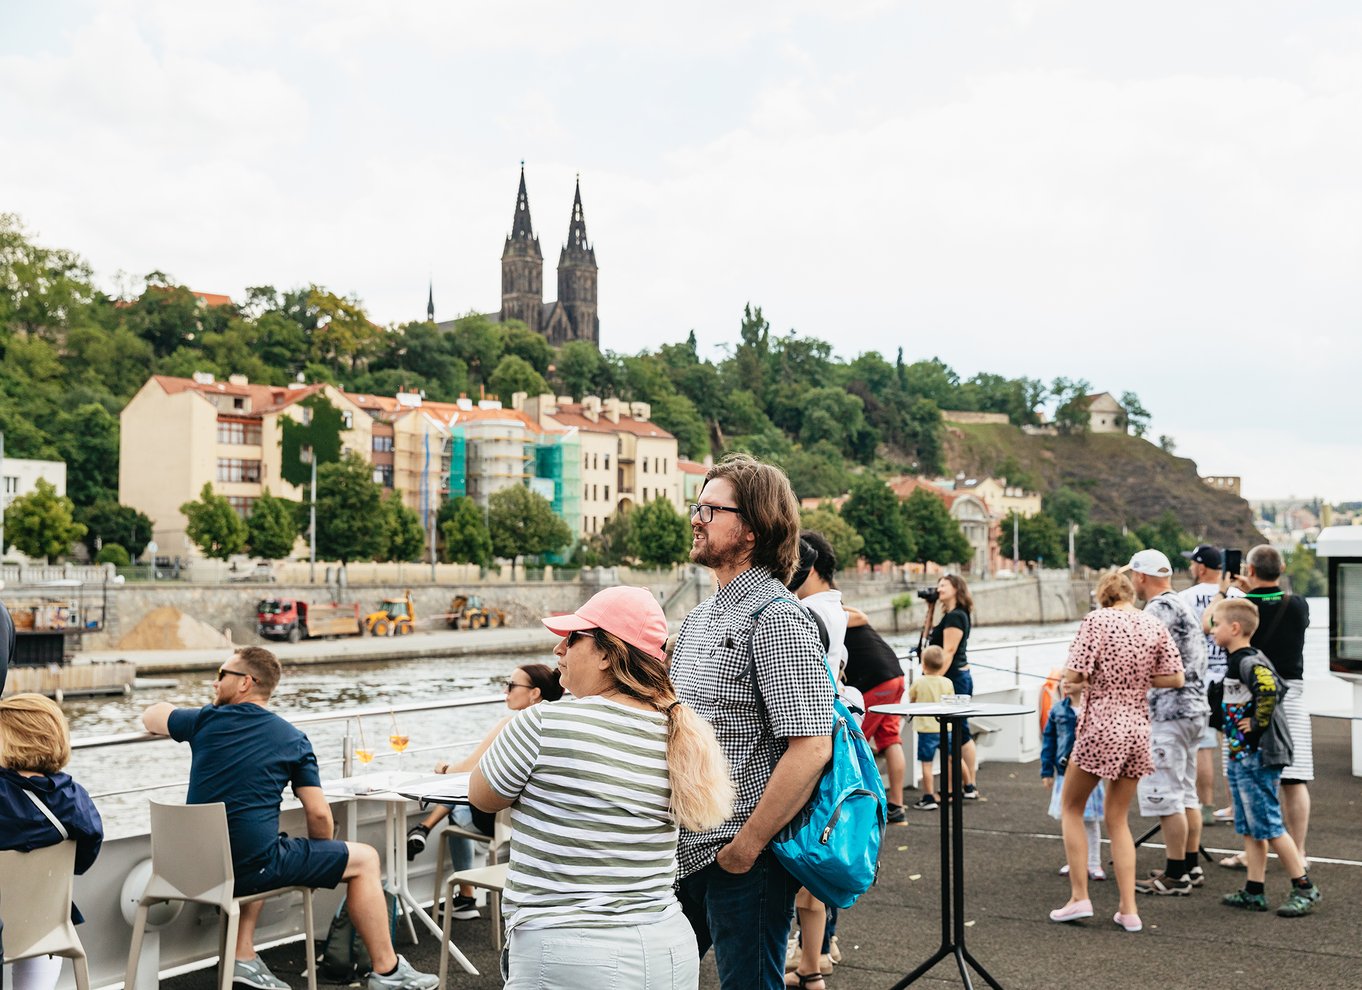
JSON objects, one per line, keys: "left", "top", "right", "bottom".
{"left": 326, "top": 770, "right": 430, "bottom": 796}
{"left": 396, "top": 772, "right": 471, "bottom": 801}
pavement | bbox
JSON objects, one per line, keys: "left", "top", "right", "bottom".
{"left": 164, "top": 715, "right": 1362, "bottom": 990}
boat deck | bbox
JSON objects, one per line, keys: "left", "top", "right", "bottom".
{"left": 164, "top": 715, "right": 1362, "bottom": 990}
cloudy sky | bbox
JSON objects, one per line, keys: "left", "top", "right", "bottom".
{"left": 3, "top": 1, "right": 1359, "bottom": 501}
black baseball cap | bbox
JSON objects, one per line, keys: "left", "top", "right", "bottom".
{"left": 1182, "top": 544, "right": 1222, "bottom": 569}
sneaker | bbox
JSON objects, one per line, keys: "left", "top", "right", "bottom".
{"left": 886, "top": 803, "right": 907, "bottom": 824}
{"left": 962, "top": 784, "right": 981, "bottom": 800}
{"left": 1135, "top": 870, "right": 1192, "bottom": 896}
{"left": 368, "top": 955, "right": 439, "bottom": 990}
{"left": 447, "top": 894, "right": 480, "bottom": 920}
{"left": 1212, "top": 805, "right": 1234, "bottom": 823}
{"left": 828, "top": 935, "right": 842, "bottom": 965}
{"left": 405, "top": 823, "right": 429, "bottom": 861}
{"left": 910, "top": 795, "right": 939, "bottom": 812}
{"left": 1277, "top": 884, "right": 1322, "bottom": 918}
{"left": 1221, "top": 889, "right": 1269, "bottom": 912}
{"left": 1049, "top": 899, "right": 1093, "bottom": 923}
{"left": 1112, "top": 911, "right": 1143, "bottom": 933}
{"left": 233, "top": 958, "right": 290, "bottom": 990}
{"left": 1187, "top": 865, "right": 1205, "bottom": 888}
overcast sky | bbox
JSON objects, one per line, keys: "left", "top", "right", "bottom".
{"left": 3, "top": 1, "right": 1359, "bottom": 501}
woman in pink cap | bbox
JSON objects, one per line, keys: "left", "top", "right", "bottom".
{"left": 470, "top": 586, "right": 735, "bottom": 989}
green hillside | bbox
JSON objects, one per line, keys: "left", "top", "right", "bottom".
{"left": 943, "top": 423, "right": 1262, "bottom": 545}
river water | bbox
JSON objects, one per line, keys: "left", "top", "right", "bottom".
{"left": 65, "top": 599, "right": 1334, "bottom": 837}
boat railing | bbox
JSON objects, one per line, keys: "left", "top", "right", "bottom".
{"left": 893, "top": 635, "right": 1072, "bottom": 686}
{"left": 74, "top": 693, "right": 505, "bottom": 802}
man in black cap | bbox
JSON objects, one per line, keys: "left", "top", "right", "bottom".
{"left": 1179, "top": 545, "right": 1229, "bottom": 825}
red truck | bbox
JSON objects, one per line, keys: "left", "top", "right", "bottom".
{"left": 256, "top": 599, "right": 362, "bottom": 643}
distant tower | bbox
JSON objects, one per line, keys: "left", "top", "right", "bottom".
{"left": 500, "top": 163, "right": 544, "bottom": 329}
{"left": 426, "top": 279, "right": 435, "bottom": 322}
{"left": 556, "top": 175, "right": 599, "bottom": 345}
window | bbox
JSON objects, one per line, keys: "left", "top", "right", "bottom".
{"left": 232, "top": 397, "right": 245, "bottom": 410}
{"left": 3, "top": 476, "right": 17, "bottom": 494}
{"left": 604, "top": 485, "right": 609, "bottom": 501}
{"left": 342, "top": 411, "right": 354, "bottom": 429}
{"left": 216, "top": 421, "right": 262, "bottom": 445}
{"left": 217, "top": 459, "right": 261, "bottom": 483}
{"left": 642, "top": 458, "right": 648, "bottom": 473}
{"left": 604, "top": 454, "right": 610, "bottom": 470}
{"left": 583, "top": 483, "right": 589, "bottom": 500}
{"left": 583, "top": 453, "right": 589, "bottom": 469}
{"left": 373, "top": 465, "right": 394, "bottom": 487}
{"left": 226, "top": 496, "right": 255, "bottom": 518}
{"left": 593, "top": 484, "right": 598, "bottom": 500}
{"left": 373, "top": 435, "right": 394, "bottom": 452}
{"left": 663, "top": 458, "right": 668, "bottom": 473}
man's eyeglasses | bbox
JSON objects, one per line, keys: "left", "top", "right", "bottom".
{"left": 216, "top": 667, "right": 251, "bottom": 682}
{"left": 688, "top": 503, "right": 743, "bottom": 525}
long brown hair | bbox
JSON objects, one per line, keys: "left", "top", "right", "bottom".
{"left": 704, "top": 453, "right": 802, "bottom": 584}
{"left": 581, "top": 628, "right": 735, "bottom": 831}
{"left": 942, "top": 574, "right": 973, "bottom": 616}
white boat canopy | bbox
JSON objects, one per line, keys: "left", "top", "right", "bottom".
{"left": 1316, "top": 526, "right": 1362, "bottom": 558}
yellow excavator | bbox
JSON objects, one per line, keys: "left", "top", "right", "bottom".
{"left": 365, "top": 590, "right": 415, "bottom": 637}
{"left": 447, "top": 594, "right": 509, "bottom": 630}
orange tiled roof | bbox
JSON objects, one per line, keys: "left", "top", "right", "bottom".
{"left": 152, "top": 375, "right": 324, "bottom": 414}
{"left": 191, "top": 291, "right": 233, "bottom": 307}
{"left": 550, "top": 403, "right": 675, "bottom": 439}
{"left": 678, "top": 459, "right": 709, "bottom": 475}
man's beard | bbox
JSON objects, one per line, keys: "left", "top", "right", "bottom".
{"left": 690, "top": 529, "right": 744, "bottom": 571}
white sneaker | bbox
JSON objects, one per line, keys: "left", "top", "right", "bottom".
{"left": 367, "top": 955, "right": 438, "bottom": 990}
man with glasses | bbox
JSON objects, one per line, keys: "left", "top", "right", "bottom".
{"left": 142, "top": 647, "right": 437, "bottom": 990}
{"left": 670, "top": 454, "right": 835, "bottom": 990}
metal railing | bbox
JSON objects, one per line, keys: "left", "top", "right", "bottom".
{"left": 894, "top": 635, "right": 1072, "bottom": 687}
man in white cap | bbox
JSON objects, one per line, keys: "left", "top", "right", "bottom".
{"left": 1123, "top": 549, "right": 1210, "bottom": 896}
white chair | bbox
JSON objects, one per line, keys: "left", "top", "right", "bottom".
{"left": 437, "top": 810, "right": 512, "bottom": 989}
{"left": 0, "top": 841, "right": 91, "bottom": 990}
{"left": 124, "top": 801, "right": 317, "bottom": 990}
{"left": 429, "top": 811, "right": 510, "bottom": 919}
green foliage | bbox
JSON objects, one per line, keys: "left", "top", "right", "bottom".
{"left": 901, "top": 488, "right": 972, "bottom": 565}
{"left": 799, "top": 505, "right": 864, "bottom": 569}
{"left": 95, "top": 542, "right": 130, "bottom": 567}
{"left": 578, "top": 510, "right": 635, "bottom": 567}
{"left": 842, "top": 477, "right": 915, "bottom": 564}
{"left": 53, "top": 402, "right": 119, "bottom": 507}
{"left": 627, "top": 498, "right": 691, "bottom": 567}
{"left": 438, "top": 496, "right": 492, "bottom": 566}
{"left": 1133, "top": 510, "right": 1194, "bottom": 570}
{"left": 1120, "top": 391, "right": 1151, "bottom": 439}
{"left": 783, "top": 441, "right": 855, "bottom": 500}
{"left": 1051, "top": 377, "right": 1092, "bottom": 435}
{"left": 1283, "top": 545, "right": 1326, "bottom": 597}
{"left": 6, "top": 478, "right": 87, "bottom": 560}
{"left": 501, "top": 324, "right": 555, "bottom": 375}
{"left": 999, "top": 511, "right": 1065, "bottom": 566}
{"left": 648, "top": 392, "right": 709, "bottom": 460}
{"left": 247, "top": 488, "right": 302, "bottom": 559}
{"left": 1043, "top": 486, "right": 1093, "bottom": 527}
{"left": 77, "top": 499, "right": 152, "bottom": 559}
{"left": 180, "top": 482, "right": 248, "bottom": 560}
{"left": 381, "top": 491, "right": 427, "bottom": 562}
{"left": 280, "top": 394, "right": 345, "bottom": 489}
{"left": 1159, "top": 434, "right": 1177, "bottom": 454}
{"left": 487, "top": 484, "right": 573, "bottom": 575}
{"left": 554, "top": 340, "right": 610, "bottom": 398}
{"left": 314, "top": 452, "right": 386, "bottom": 563}
{"left": 488, "top": 354, "right": 549, "bottom": 401}
{"left": 1075, "top": 523, "right": 1140, "bottom": 570}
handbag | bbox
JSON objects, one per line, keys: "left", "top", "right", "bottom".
{"left": 318, "top": 891, "right": 398, "bottom": 979}
{"left": 748, "top": 599, "right": 888, "bottom": 909}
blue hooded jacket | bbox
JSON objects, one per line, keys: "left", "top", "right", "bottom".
{"left": 0, "top": 766, "right": 104, "bottom": 923}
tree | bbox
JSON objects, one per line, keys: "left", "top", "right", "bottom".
{"left": 280, "top": 394, "right": 344, "bottom": 489}
{"left": 501, "top": 324, "right": 555, "bottom": 375}
{"left": 487, "top": 485, "right": 573, "bottom": 577}
{"left": 1075, "top": 523, "right": 1140, "bottom": 570}
{"left": 488, "top": 354, "right": 549, "bottom": 402}
{"left": 901, "top": 488, "right": 972, "bottom": 566}
{"left": 247, "top": 488, "right": 302, "bottom": 559}
{"left": 1283, "top": 545, "right": 1326, "bottom": 597}
{"left": 783, "top": 441, "right": 854, "bottom": 501}
{"left": 841, "top": 478, "right": 914, "bottom": 564}
{"left": 180, "top": 482, "right": 248, "bottom": 560}
{"left": 314, "top": 452, "right": 386, "bottom": 564}
{"left": 799, "top": 505, "right": 864, "bottom": 568}
{"left": 1120, "top": 391, "right": 1151, "bottom": 439}
{"left": 627, "top": 497, "right": 691, "bottom": 567}
{"left": 77, "top": 499, "right": 153, "bottom": 559}
{"left": 439, "top": 496, "right": 492, "bottom": 566}
{"left": 1042, "top": 486, "right": 1092, "bottom": 528}
{"left": 52, "top": 402, "right": 120, "bottom": 507}
{"left": 1158, "top": 434, "right": 1177, "bottom": 454}
{"left": 381, "top": 491, "right": 427, "bottom": 562}
{"left": 999, "top": 511, "right": 1065, "bottom": 565}
{"left": 554, "top": 340, "right": 609, "bottom": 399}
{"left": 6, "top": 479, "right": 87, "bottom": 560}
{"left": 95, "top": 542, "right": 131, "bottom": 567}
{"left": 1133, "top": 510, "right": 1192, "bottom": 570}
{"left": 1051, "top": 378, "right": 1092, "bottom": 435}
{"left": 649, "top": 392, "right": 710, "bottom": 461}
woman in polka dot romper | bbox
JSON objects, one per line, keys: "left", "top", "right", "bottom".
{"left": 1049, "top": 571, "right": 1184, "bottom": 933}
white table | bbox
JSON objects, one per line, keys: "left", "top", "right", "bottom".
{"left": 323, "top": 771, "right": 479, "bottom": 976}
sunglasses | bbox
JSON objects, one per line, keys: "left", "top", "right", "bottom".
{"left": 505, "top": 680, "right": 533, "bottom": 692}
{"left": 216, "top": 667, "right": 252, "bottom": 682}
{"left": 566, "top": 629, "right": 597, "bottom": 647}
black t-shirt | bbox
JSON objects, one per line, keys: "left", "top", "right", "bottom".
{"left": 1246, "top": 586, "right": 1309, "bottom": 681}
{"left": 929, "top": 608, "right": 971, "bottom": 675}
{"left": 843, "top": 623, "right": 903, "bottom": 692}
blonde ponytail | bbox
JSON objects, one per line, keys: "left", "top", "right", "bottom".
{"left": 665, "top": 703, "right": 735, "bottom": 832}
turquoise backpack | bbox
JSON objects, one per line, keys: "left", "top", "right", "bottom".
{"left": 747, "top": 600, "right": 888, "bottom": 908}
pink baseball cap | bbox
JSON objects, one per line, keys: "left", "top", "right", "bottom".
{"left": 541, "top": 586, "right": 669, "bottom": 661}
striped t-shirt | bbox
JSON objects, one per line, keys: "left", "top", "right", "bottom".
{"left": 477, "top": 696, "right": 679, "bottom": 932}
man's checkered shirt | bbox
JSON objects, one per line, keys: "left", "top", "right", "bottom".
{"left": 669, "top": 566, "right": 834, "bottom": 877}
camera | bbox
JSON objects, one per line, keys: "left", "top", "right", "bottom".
{"left": 917, "top": 588, "right": 939, "bottom": 604}
{"left": 1222, "top": 548, "right": 1243, "bottom": 578}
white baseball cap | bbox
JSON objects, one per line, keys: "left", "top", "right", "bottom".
{"left": 1120, "top": 549, "right": 1172, "bottom": 577}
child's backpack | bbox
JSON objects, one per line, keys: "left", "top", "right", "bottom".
{"left": 748, "top": 599, "right": 888, "bottom": 909}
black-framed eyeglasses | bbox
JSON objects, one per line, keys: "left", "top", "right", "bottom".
{"left": 688, "top": 503, "right": 743, "bottom": 525}
{"left": 216, "top": 667, "right": 251, "bottom": 682}
{"left": 505, "top": 680, "right": 533, "bottom": 693}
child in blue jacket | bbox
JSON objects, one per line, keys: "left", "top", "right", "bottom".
{"left": 1041, "top": 688, "right": 1106, "bottom": 880}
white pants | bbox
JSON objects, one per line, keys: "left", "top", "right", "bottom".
{"left": 6, "top": 955, "right": 64, "bottom": 990}
{"left": 502, "top": 910, "right": 699, "bottom": 990}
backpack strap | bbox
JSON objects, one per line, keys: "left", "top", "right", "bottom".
{"left": 745, "top": 597, "right": 838, "bottom": 714}
{"left": 24, "top": 789, "right": 69, "bottom": 840}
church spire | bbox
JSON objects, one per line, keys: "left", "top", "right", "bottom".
{"left": 426, "top": 279, "right": 435, "bottom": 322}
{"left": 556, "top": 173, "right": 599, "bottom": 346}
{"left": 510, "top": 160, "right": 535, "bottom": 241}
{"left": 562, "top": 173, "right": 592, "bottom": 258}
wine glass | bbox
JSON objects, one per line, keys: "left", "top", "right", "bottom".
{"left": 389, "top": 712, "right": 409, "bottom": 773}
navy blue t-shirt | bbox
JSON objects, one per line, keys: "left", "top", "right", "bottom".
{"left": 168, "top": 703, "right": 322, "bottom": 871}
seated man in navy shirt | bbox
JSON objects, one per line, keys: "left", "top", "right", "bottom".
{"left": 143, "top": 647, "right": 437, "bottom": 990}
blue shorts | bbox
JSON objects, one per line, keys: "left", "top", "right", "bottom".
{"left": 235, "top": 835, "right": 350, "bottom": 896}
{"left": 1227, "top": 751, "right": 1285, "bottom": 842}
{"left": 917, "top": 732, "right": 941, "bottom": 762}
{"left": 948, "top": 668, "right": 974, "bottom": 736}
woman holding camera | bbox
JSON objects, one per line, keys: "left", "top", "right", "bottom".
{"left": 927, "top": 575, "right": 980, "bottom": 798}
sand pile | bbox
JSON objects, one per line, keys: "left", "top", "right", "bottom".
{"left": 117, "top": 606, "right": 232, "bottom": 650}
